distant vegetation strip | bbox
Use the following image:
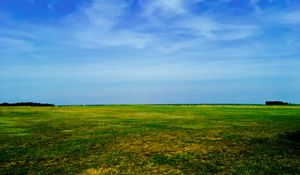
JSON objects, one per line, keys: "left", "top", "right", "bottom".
{"left": 0, "top": 102, "right": 297, "bottom": 107}
{"left": 0, "top": 102, "right": 55, "bottom": 107}
{"left": 265, "top": 101, "right": 291, "bottom": 105}
{"left": 60, "top": 103, "right": 298, "bottom": 107}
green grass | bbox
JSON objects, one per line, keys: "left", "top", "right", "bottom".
{"left": 0, "top": 105, "right": 299, "bottom": 174}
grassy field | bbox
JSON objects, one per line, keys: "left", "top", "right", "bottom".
{"left": 0, "top": 105, "right": 300, "bottom": 174}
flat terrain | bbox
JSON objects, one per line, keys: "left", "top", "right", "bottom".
{"left": 0, "top": 105, "right": 300, "bottom": 174}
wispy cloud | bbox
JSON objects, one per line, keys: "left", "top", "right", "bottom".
{"left": 59, "top": 0, "right": 261, "bottom": 51}
{"left": 0, "top": 0, "right": 298, "bottom": 61}
{"left": 281, "top": 10, "right": 300, "bottom": 24}
{"left": 142, "top": 0, "right": 188, "bottom": 16}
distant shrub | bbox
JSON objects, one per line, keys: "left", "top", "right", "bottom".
{"left": 0, "top": 102, "right": 55, "bottom": 107}
{"left": 265, "top": 101, "right": 289, "bottom": 105}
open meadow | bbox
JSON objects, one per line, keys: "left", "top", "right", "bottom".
{"left": 0, "top": 105, "right": 300, "bottom": 174}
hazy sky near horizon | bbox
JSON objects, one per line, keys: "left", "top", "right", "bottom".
{"left": 1, "top": 0, "right": 300, "bottom": 104}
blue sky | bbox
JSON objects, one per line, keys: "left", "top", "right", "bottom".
{"left": 0, "top": 0, "right": 300, "bottom": 105}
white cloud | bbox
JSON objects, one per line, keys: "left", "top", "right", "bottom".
{"left": 142, "top": 0, "right": 187, "bottom": 16}
{"left": 53, "top": 0, "right": 260, "bottom": 50}
{"left": 177, "top": 17, "right": 218, "bottom": 38}
{"left": 0, "top": 36, "right": 36, "bottom": 53}
{"left": 260, "top": 10, "right": 300, "bottom": 27}
{"left": 80, "top": 0, "right": 127, "bottom": 29}
{"left": 0, "top": 0, "right": 272, "bottom": 57}
{"left": 74, "top": 29, "right": 152, "bottom": 49}
{"left": 281, "top": 10, "right": 300, "bottom": 24}
{"left": 172, "top": 16, "right": 259, "bottom": 40}
{"left": 63, "top": 0, "right": 154, "bottom": 49}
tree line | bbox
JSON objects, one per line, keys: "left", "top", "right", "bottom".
{"left": 0, "top": 102, "right": 55, "bottom": 107}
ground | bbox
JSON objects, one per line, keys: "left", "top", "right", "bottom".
{"left": 0, "top": 105, "right": 299, "bottom": 174}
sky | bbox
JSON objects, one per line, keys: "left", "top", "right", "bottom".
{"left": 0, "top": 0, "right": 300, "bottom": 105}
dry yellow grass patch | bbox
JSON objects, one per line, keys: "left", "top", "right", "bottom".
{"left": 81, "top": 167, "right": 118, "bottom": 175}
{"left": 80, "top": 164, "right": 183, "bottom": 175}
{"left": 116, "top": 132, "right": 186, "bottom": 155}
{"left": 115, "top": 132, "right": 226, "bottom": 156}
